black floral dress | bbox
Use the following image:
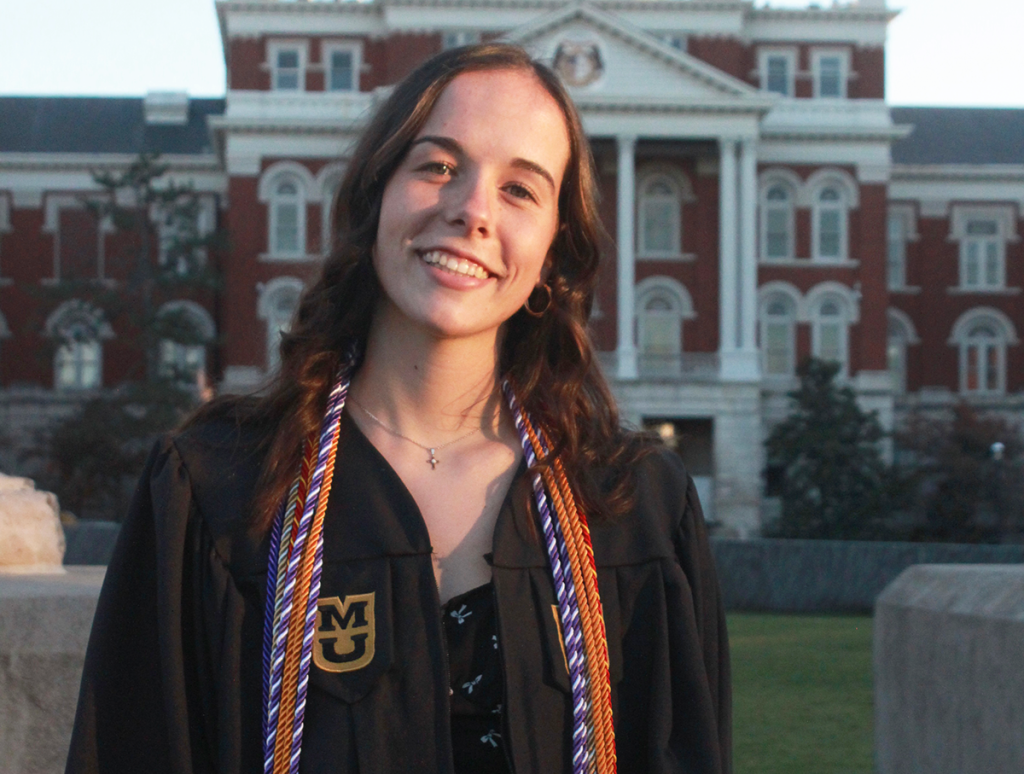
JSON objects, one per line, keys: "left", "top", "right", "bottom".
{"left": 441, "top": 582, "right": 512, "bottom": 773}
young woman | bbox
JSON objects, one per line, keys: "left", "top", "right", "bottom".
{"left": 66, "top": 45, "right": 730, "bottom": 774}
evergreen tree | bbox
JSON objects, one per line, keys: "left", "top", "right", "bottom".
{"left": 764, "top": 358, "right": 890, "bottom": 539}
{"left": 30, "top": 153, "right": 223, "bottom": 519}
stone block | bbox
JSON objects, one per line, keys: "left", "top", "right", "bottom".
{"left": 875, "top": 565, "right": 1024, "bottom": 774}
{"left": 0, "top": 569, "right": 104, "bottom": 774}
{"left": 0, "top": 474, "right": 65, "bottom": 573}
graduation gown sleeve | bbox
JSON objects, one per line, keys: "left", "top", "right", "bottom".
{"left": 65, "top": 436, "right": 235, "bottom": 774}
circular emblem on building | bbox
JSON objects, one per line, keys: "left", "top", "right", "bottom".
{"left": 552, "top": 40, "right": 604, "bottom": 88}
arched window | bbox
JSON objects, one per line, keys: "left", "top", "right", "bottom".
{"left": 259, "top": 278, "right": 304, "bottom": 372}
{"left": 760, "top": 293, "right": 797, "bottom": 376}
{"left": 46, "top": 300, "right": 112, "bottom": 391}
{"left": 270, "top": 178, "right": 305, "bottom": 257}
{"left": 318, "top": 164, "right": 346, "bottom": 256}
{"left": 887, "top": 311, "right": 917, "bottom": 394}
{"left": 638, "top": 175, "right": 682, "bottom": 257}
{"left": 760, "top": 184, "right": 794, "bottom": 260}
{"left": 811, "top": 296, "right": 848, "bottom": 373}
{"left": 813, "top": 186, "right": 847, "bottom": 261}
{"left": 950, "top": 309, "right": 1017, "bottom": 395}
{"left": 635, "top": 278, "right": 694, "bottom": 377}
{"left": 156, "top": 301, "right": 215, "bottom": 385}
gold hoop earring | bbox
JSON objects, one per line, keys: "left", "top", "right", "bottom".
{"left": 524, "top": 283, "right": 553, "bottom": 317}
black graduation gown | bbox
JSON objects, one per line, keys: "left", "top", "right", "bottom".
{"left": 66, "top": 413, "right": 731, "bottom": 774}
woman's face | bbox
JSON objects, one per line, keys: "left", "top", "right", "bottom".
{"left": 373, "top": 68, "right": 571, "bottom": 342}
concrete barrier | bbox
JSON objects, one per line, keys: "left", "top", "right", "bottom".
{"left": 875, "top": 565, "right": 1024, "bottom": 774}
{"left": 0, "top": 569, "right": 105, "bottom": 774}
{"left": 711, "top": 538, "right": 1024, "bottom": 612}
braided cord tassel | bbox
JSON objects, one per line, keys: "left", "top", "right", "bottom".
{"left": 262, "top": 363, "right": 352, "bottom": 774}
{"left": 503, "top": 383, "right": 617, "bottom": 774}
{"left": 537, "top": 430, "right": 616, "bottom": 772}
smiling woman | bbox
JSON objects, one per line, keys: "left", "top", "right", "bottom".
{"left": 66, "top": 45, "right": 731, "bottom": 774}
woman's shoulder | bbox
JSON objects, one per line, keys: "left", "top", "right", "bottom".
{"left": 144, "top": 414, "right": 269, "bottom": 554}
{"left": 589, "top": 440, "right": 697, "bottom": 565}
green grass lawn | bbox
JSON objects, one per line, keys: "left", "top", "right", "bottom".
{"left": 728, "top": 613, "right": 874, "bottom": 774}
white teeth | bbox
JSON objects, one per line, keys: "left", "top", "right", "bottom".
{"left": 420, "top": 250, "right": 489, "bottom": 279}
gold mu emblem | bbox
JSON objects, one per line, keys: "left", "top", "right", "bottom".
{"left": 314, "top": 592, "right": 376, "bottom": 673}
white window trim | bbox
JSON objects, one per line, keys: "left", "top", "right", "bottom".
{"left": 267, "top": 40, "right": 309, "bottom": 92}
{"left": 759, "top": 176, "right": 798, "bottom": 262}
{"left": 887, "top": 204, "right": 918, "bottom": 290}
{"left": 45, "top": 299, "right": 114, "bottom": 391}
{"left": 949, "top": 307, "right": 1019, "bottom": 396}
{"left": 321, "top": 41, "right": 362, "bottom": 93}
{"left": 758, "top": 48, "right": 797, "bottom": 97}
{"left": 887, "top": 308, "right": 919, "bottom": 395}
{"left": 949, "top": 205, "right": 1018, "bottom": 292}
{"left": 810, "top": 296, "right": 850, "bottom": 376}
{"left": 156, "top": 300, "right": 215, "bottom": 383}
{"left": 811, "top": 48, "right": 850, "bottom": 100}
{"left": 812, "top": 187, "right": 849, "bottom": 262}
{"left": 759, "top": 286, "right": 800, "bottom": 378}
{"left": 316, "top": 162, "right": 347, "bottom": 255}
{"left": 258, "top": 163, "right": 317, "bottom": 261}
{"left": 41, "top": 194, "right": 114, "bottom": 283}
{"left": 634, "top": 276, "right": 695, "bottom": 378}
{"left": 257, "top": 276, "right": 305, "bottom": 372}
{"left": 635, "top": 166, "right": 696, "bottom": 261}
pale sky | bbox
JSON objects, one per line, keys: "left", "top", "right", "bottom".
{"left": 0, "top": 0, "right": 1022, "bottom": 107}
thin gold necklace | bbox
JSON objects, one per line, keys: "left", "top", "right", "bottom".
{"left": 349, "top": 399, "right": 482, "bottom": 470}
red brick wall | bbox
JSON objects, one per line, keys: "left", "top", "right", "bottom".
{"left": 687, "top": 37, "right": 751, "bottom": 83}
{"left": 852, "top": 47, "right": 885, "bottom": 99}
{"left": 228, "top": 39, "right": 267, "bottom": 90}
{"left": 857, "top": 184, "right": 888, "bottom": 371}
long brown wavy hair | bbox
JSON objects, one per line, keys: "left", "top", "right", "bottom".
{"left": 189, "top": 43, "right": 648, "bottom": 533}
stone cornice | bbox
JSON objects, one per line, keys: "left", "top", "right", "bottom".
{"left": 0, "top": 153, "right": 222, "bottom": 174}
{"left": 891, "top": 164, "right": 1024, "bottom": 182}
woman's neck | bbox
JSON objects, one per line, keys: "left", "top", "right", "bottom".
{"left": 348, "top": 314, "right": 505, "bottom": 442}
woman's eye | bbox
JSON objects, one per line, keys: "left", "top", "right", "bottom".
{"left": 505, "top": 182, "right": 537, "bottom": 202}
{"left": 421, "top": 161, "right": 455, "bottom": 176}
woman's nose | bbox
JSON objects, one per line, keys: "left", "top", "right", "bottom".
{"left": 445, "top": 171, "right": 492, "bottom": 237}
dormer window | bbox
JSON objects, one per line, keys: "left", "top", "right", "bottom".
{"left": 323, "top": 42, "right": 361, "bottom": 92}
{"left": 760, "top": 49, "right": 796, "bottom": 97}
{"left": 812, "top": 49, "right": 849, "bottom": 99}
{"left": 269, "top": 42, "right": 307, "bottom": 91}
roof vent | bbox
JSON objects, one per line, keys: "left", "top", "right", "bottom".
{"left": 144, "top": 91, "right": 190, "bottom": 125}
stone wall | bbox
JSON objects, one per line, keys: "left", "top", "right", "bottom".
{"left": 0, "top": 569, "right": 104, "bottom": 774}
{"left": 711, "top": 538, "right": 1024, "bottom": 612}
{"left": 875, "top": 565, "right": 1024, "bottom": 774}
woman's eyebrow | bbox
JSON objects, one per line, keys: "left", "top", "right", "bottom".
{"left": 410, "top": 135, "right": 556, "bottom": 193}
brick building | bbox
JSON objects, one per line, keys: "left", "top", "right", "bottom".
{"left": 1, "top": 0, "right": 1022, "bottom": 535}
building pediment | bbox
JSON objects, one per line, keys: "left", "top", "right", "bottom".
{"left": 505, "top": 2, "right": 773, "bottom": 113}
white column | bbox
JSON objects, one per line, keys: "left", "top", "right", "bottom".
{"left": 718, "top": 138, "right": 738, "bottom": 368}
{"left": 738, "top": 138, "right": 759, "bottom": 364}
{"left": 616, "top": 134, "right": 638, "bottom": 380}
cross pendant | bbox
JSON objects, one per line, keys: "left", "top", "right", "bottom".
{"left": 428, "top": 449, "right": 438, "bottom": 470}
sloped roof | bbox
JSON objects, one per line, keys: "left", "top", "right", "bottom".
{"left": 0, "top": 97, "right": 225, "bottom": 155}
{"left": 891, "top": 107, "right": 1024, "bottom": 165}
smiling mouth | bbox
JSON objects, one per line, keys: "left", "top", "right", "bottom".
{"left": 419, "top": 250, "right": 490, "bottom": 280}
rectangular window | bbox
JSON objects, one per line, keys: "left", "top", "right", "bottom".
{"left": 329, "top": 50, "right": 354, "bottom": 91}
{"left": 887, "top": 213, "right": 906, "bottom": 289}
{"left": 766, "top": 209, "right": 790, "bottom": 259}
{"left": 274, "top": 203, "right": 300, "bottom": 254}
{"left": 274, "top": 49, "right": 301, "bottom": 90}
{"left": 818, "top": 322, "right": 843, "bottom": 364}
{"left": 642, "top": 202, "right": 675, "bottom": 254}
{"left": 817, "top": 56, "right": 843, "bottom": 98}
{"left": 961, "top": 219, "right": 1002, "bottom": 289}
{"left": 818, "top": 210, "right": 842, "bottom": 259}
{"left": 766, "top": 55, "right": 790, "bottom": 96}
